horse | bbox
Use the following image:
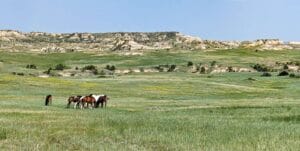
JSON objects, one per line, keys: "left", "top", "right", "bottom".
{"left": 95, "top": 95, "right": 108, "bottom": 108}
{"left": 45, "top": 95, "right": 52, "bottom": 106}
{"left": 67, "top": 95, "right": 82, "bottom": 109}
{"left": 80, "top": 94, "right": 96, "bottom": 109}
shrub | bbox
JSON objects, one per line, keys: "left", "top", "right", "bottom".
{"left": 12, "top": 72, "right": 25, "bottom": 76}
{"left": 16, "top": 73, "right": 24, "bottom": 76}
{"left": 187, "top": 61, "right": 193, "bottom": 67}
{"left": 106, "top": 65, "right": 110, "bottom": 70}
{"left": 82, "top": 65, "right": 98, "bottom": 75}
{"left": 200, "top": 67, "right": 206, "bottom": 74}
{"left": 92, "top": 69, "right": 98, "bottom": 75}
{"left": 289, "top": 73, "right": 296, "bottom": 78}
{"left": 289, "top": 73, "right": 300, "bottom": 78}
{"left": 44, "top": 67, "right": 52, "bottom": 75}
{"left": 82, "top": 65, "right": 97, "bottom": 71}
{"left": 157, "top": 67, "right": 164, "bottom": 72}
{"left": 106, "top": 65, "right": 116, "bottom": 71}
{"left": 168, "top": 65, "right": 176, "bottom": 72}
{"left": 252, "top": 64, "right": 270, "bottom": 72}
{"left": 26, "top": 64, "right": 37, "bottom": 69}
{"left": 110, "top": 65, "right": 116, "bottom": 71}
{"left": 139, "top": 67, "right": 144, "bottom": 72}
{"left": 283, "top": 64, "right": 289, "bottom": 70}
{"left": 211, "top": 61, "right": 217, "bottom": 67}
{"left": 261, "top": 72, "right": 272, "bottom": 77}
{"left": 154, "top": 65, "right": 165, "bottom": 72}
{"left": 55, "top": 64, "right": 66, "bottom": 70}
{"left": 278, "top": 71, "right": 289, "bottom": 76}
{"left": 228, "top": 66, "right": 234, "bottom": 72}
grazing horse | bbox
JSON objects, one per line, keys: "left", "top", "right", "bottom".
{"left": 45, "top": 95, "right": 52, "bottom": 106}
{"left": 80, "top": 94, "right": 96, "bottom": 109}
{"left": 67, "top": 95, "right": 82, "bottom": 109}
{"left": 95, "top": 95, "right": 108, "bottom": 108}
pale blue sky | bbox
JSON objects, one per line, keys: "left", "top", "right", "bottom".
{"left": 1, "top": 0, "right": 299, "bottom": 41}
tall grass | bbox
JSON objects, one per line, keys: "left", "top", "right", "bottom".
{"left": 0, "top": 50, "right": 300, "bottom": 150}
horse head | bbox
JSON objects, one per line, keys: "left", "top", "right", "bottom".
{"left": 95, "top": 95, "right": 108, "bottom": 108}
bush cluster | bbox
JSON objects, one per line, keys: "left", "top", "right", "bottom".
{"left": 187, "top": 61, "right": 193, "bottom": 67}
{"left": 252, "top": 64, "right": 270, "bottom": 72}
{"left": 278, "top": 71, "right": 289, "bottom": 76}
{"left": 55, "top": 64, "right": 66, "bottom": 70}
{"left": 155, "top": 64, "right": 177, "bottom": 72}
{"left": 26, "top": 64, "right": 37, "bottom": 69}
{"left": 82, "top": 65, "right": 97, "bottom": 71}
{"left": 289, "top": 73, "right": 300, "bottom": 78}
{"left": 82, "top": 65, "right": 98, "bottom": 75}
{"left": 105, "top": 65, "right": 116, "bottom": 71}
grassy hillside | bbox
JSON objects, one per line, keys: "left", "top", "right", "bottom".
{"left": 0, "top": 49, "right": 300, "bottom": 150}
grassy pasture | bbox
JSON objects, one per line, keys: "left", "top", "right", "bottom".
{"left": 0, "top": 49, "right": 300, "bottom": 150}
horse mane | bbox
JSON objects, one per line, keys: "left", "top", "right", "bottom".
{"left": 46, "top": 95, "right": 52, "bottom": 100}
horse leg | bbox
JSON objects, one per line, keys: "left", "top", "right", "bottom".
{"left": 77, "top": 101, "right": 82, "bottom": 109}
{"left": 79, "top": 102, "right": 82, "bottom": 109}
{"left": 74, "top": 102, "right": 78, "bottom": 109}
{"left": 67, "top": 101, "right": 71, "bottom": 108}
{"left": 82, "top": 102, "right": 85, "bottom": 109}
{"left": 92, "top": 102, "right": 95, "bottom": 109}
{"left": 80, "top": 102, "right": 84, "bottom": 109}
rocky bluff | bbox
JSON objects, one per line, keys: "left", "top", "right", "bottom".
{"left": 0, "top": 30, "right": 297, "bottom": 53}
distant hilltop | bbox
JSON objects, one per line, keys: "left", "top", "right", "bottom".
{"left": 0, "top": 30, "right": 298, "bottom": 53}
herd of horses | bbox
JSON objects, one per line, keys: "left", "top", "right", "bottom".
{"left": 67, "top": 94, "right": 108, "bottom": 109}
{"left": 45, "top": 94, "right": 109, "bottom": 109}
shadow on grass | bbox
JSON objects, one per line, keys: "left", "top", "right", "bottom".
{"left": 263, "top": 115, "right": 300, "bottom": 123}
{"left": 0, "top": 129, "right": 7, "bottom": 140}
{"left": 217, "top": 106, "right": 271, "bottom": 110}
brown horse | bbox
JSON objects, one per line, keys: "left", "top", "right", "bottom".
{"left": 45, "top": 95, "right": 52, "bottom": 106}
{"left": 67, "top": 95, "right": 82, "bottom": 109}
{"left": 80, "top": 94, "right": 96, "bottom": 109}
{"left": 95, "top": 95, "right": 108, "bottom": 108}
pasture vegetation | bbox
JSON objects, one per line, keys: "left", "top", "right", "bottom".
{"left": 0, "top": 49, "right": 300, "bottom": 150}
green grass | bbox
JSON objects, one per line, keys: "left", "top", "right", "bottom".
{"left": 0, "top": 49, "right": 300, "bottom": 150}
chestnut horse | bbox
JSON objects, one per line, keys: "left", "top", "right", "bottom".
{"left": 95, "top": 95, "right": 108, "bottom": 108}
{"left": 67, "top": 95, "right": 82, "bottom": 109}
{"left": 80, "top": 94, "right": 96, "bottom": 109}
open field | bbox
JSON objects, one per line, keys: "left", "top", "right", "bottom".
{"left": 0, "top": 49, "right": 300, "bottom": 150}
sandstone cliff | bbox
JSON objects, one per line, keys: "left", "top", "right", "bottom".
{"left": 0, "top": 30, "right": 296, "bottom": 53}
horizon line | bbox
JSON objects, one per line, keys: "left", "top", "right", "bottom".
{"left": 0, "top": 29, "right": 297, "bottom": 42}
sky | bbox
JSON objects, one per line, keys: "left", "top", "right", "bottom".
{"left": 0, "top": 0, "right": 299, "bottom": 41}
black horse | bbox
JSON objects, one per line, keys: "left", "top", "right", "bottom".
{"left": 45, "top": 95, "right": 52, "bottom": 106}
{"left": 95, "top": 95, "right": 108, "bottom": 108}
